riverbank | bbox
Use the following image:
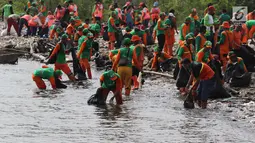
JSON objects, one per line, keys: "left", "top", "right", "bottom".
{"left": 0, "top": 22, "right": 255, "bottom": 142}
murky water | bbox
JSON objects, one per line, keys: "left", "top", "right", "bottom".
{"left": 0, "top": 59, "right": 255, "bottom": 143}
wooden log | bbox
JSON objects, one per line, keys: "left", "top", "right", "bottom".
{"left": 2, "top": 48, "right": 29, "bottom": 54}
{"left": 31, "top": 53, "right": 46, "bottom": 61}
{"left": 143, "top": 70, "right": 174, "bottom": 78}
{"left": 30, "top": 42, "right": 46, "bottom": 61}
{"left": 47, "top": 43, "right": 55, "bottom": 48}
{"left": 224, "top": 85, "right": 240, "bottom": 95}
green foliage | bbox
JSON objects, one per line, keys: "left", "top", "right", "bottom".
{"left": 0, "top": 0, "right": 254, "bottom": 25}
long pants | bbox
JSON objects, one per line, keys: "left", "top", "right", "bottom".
{"left": 98, "top": 87, "right": 123, "bottom": 105}
{"left": 220, "top": 54, "right": 228, "bottom": 72}
{"left": 38, "top": 27, "right": 49, "bottom": 38}
{"left": 117, "top": 66, "right": 132, "bottom": 95}
{"left": 79, "top": 58, "right": 92, "bottom": 79}
{"left": 157, "top": 34, "right": 165, "bottom": 52}
{"left": 32, "top": 74, "right": 55, "bottom": 89}
{"left": 197, "top": 76, "right": 216, "bottom": 101}
{"left": 143, "top": 19, "right": 150, "bottom": 28}
{"left": 164, "top": 44, "right": 173, "bottom": 56}
{"left": 54, "top": 63, "right": 75, "bottom": 81}
{"left": 18, "top": 18, "right": 30, "bottom": 36}
{"left": 7, "top": 18, "right": 18, "bottom": 35}
{"left": 108, "top": 32, "right": 116, "bottom": 50}
{"left": 127, "top": 22, "right": 133, "bottom": 29}
{"left": 152, "top": 19, "right": 158, "bottom": 27}
{"left": 30, "top": 26, "right": 37, "bottom": 36}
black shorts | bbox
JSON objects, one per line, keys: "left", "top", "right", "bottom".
{"left": 132, "top": 66, "right": 140, "bottom": 76}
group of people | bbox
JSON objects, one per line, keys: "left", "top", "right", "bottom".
{"left": 3, "top": 0, "right": 255, "bottom": 109}
{"left": 175, "top": 4, "right": 255, "bottom": 108}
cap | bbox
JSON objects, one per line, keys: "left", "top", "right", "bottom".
{"left": 131, "top": 35, "right": 141, "bottom": 42}
{"left": 83, "top": 28, "right": 89, "bottom": 35}
{"left": 125, "top": 2, "right": 131, "bottom": 7}
{"left": 208, "top": 6, "right": 215, "bottom": 11}
{"left": 185, "top": 17, "right": 192, "bottom": 21}
{"left": 139, "top": 2, "right": 145, "bottom": 7}
{"left": 55, "top": 70, "right": 63, "bottom": 77}
{"left": 228, "top": 51, "right": 236, "bottom": 57}
{"left": 109, "top": 70, "right": 118, "bottom": 81}
{"left": 61, "top": 34, "right": 68, "bottom": 39}
{"left": 169, "top": 13, "right": 175, "bottom": 17}
{"left": 69, "top": 18, "right": 75, "bottom": 22}
{"left": 222, "top": 21, "right": 230, "bottom": 29}
{"left": 153, "top": 1, "right": 159, "bottom": 7}
{"left": 32, "top": 2, "right": 37, "bottom": 6}
{"left": 87, "top": 33, "right": 94, "bottom": 38}
{"left": 125, "top": 26, "right": 131, "bottom": 32}
{"left": 185, "top": 33, "right": 194, "bottom": 41}
{"left": 160, "top": 12, "right": 165, "bottom": 17}
{"left": 123, "top": 38, "right": 131, "bottom": 46}
{"left": 204, "top": 41, "right": 212, "bottom": 48}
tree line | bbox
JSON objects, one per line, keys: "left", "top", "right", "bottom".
{"left": 0, "top": 0, "right": 254, "bottom": 25}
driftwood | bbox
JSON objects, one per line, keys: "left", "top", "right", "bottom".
{"left": 30, "top": 42, "right": 46, "bottom": 61}
{"left": 224, "top": 85, "right": 240, "bottom": 95}
{"left": 143, "top": 70, "right": 174, "bottom": 78}
{"left": 2, "top": 48, "right": 29, "bottom": 54}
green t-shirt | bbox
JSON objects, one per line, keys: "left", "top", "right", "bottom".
{"left": 156, "top": 19, "right": 165, "bottom": 36}
{"left": 108, "top": 17, "right": 116, "bottom": 32}
{"left": 34, "top": 68, "right": 54, "bottom": 79}
{"left": 118, "top": 47, "right": 133, "bottom": 67}
{"left": 78, "top": 36, "right": 87, "bottom": 50}
{"left": 101, "top": 70, "right": 120, "bottom": 89}
{"left": 3, "top": 4, "right": 12, "bottom": 17}
{"left": 56, "top": 43, "right": 66, "bottom": 64}
{"left": 246, "top": 20, "right": 255, "bottom": 29}
{"left": 80, "top": 39, "right": 92, "bottom": 59}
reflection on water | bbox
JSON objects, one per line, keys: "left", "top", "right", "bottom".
{"left": 0, "top": 59, "right": 254, "bottom": 143}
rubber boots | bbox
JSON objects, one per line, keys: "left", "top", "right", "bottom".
{"left": 132, "top": 76, "right": 139, "bottom": 90}
{"left": 125, "top": 89, "right": 131, "bottom": 96}
{"left": 87, "top": 68, "right": 92, "bottom": 79}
